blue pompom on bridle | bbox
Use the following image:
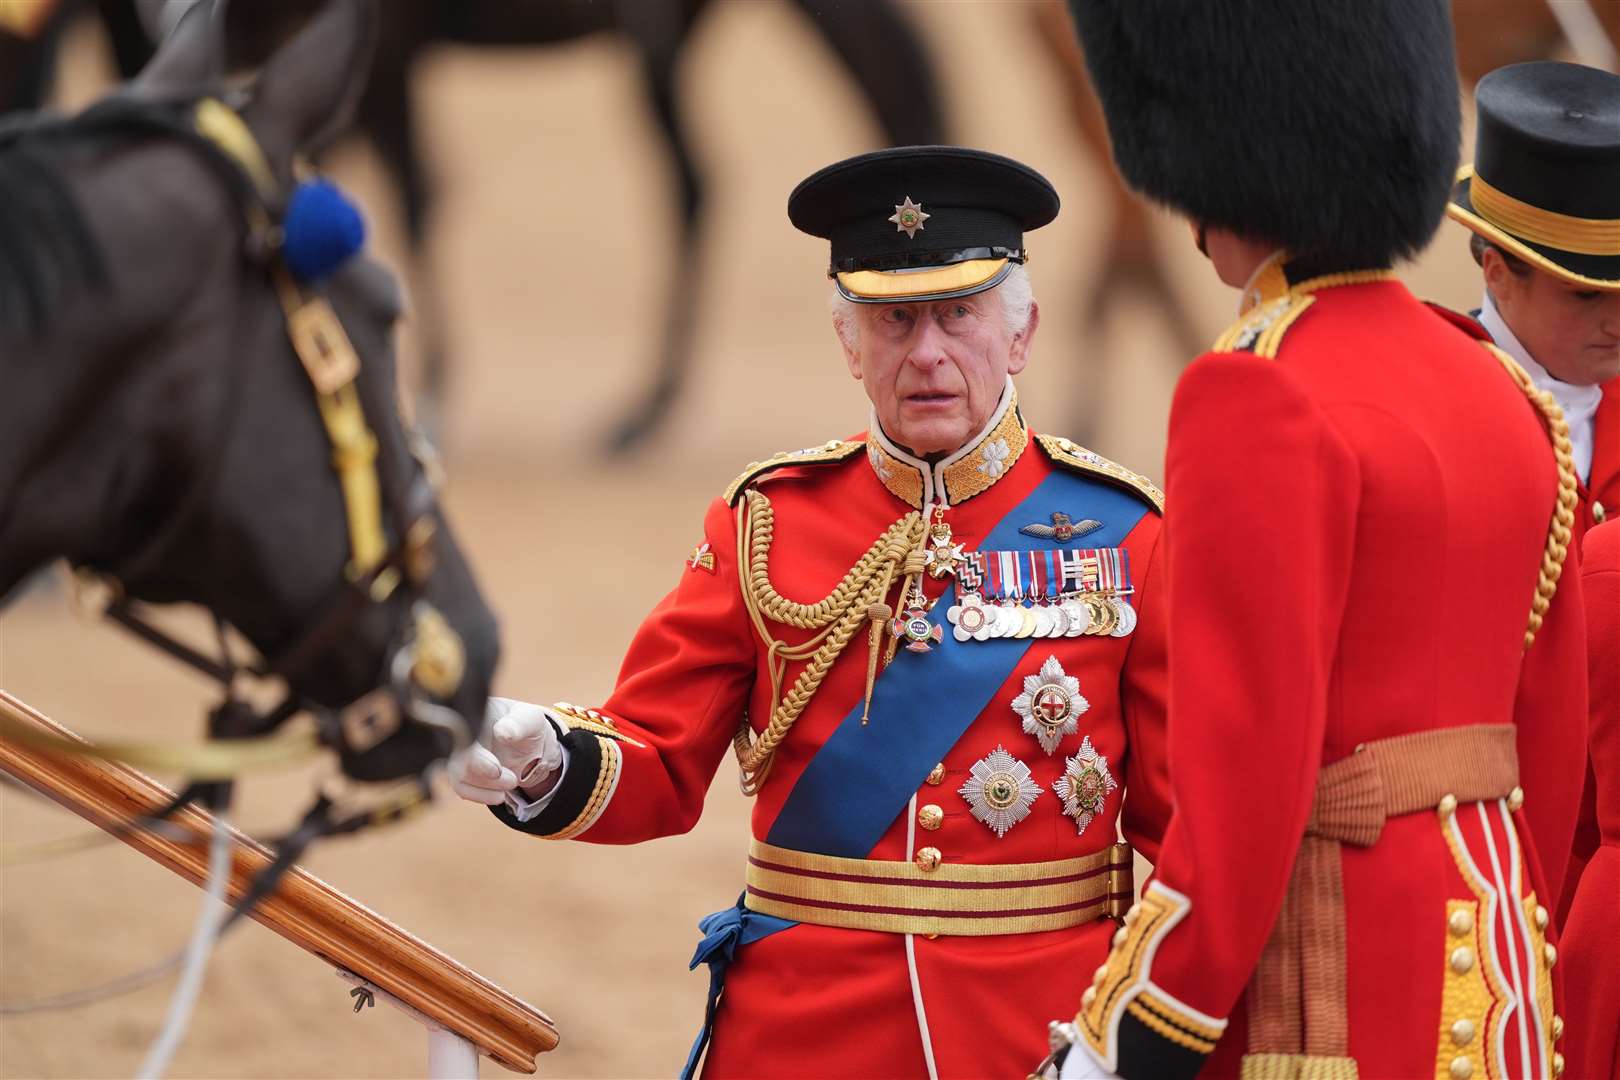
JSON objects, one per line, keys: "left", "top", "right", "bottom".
{"left": 281, "top": 177, "right": 365, "bottom": 283}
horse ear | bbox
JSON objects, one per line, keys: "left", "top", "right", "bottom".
{"left": 130, "top": 0, "right": 218, "bottom": 94}
{"left": 242, "top": 0, "right": 377, "bottom": 179}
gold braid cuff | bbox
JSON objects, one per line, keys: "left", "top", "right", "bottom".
{"left": 1482, "top": 343, "right": 1579, "bottom": 648}
{"left": 732, "top": 490, "right": 927, "bottom": 794}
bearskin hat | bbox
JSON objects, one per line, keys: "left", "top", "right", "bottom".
{"left": 1067, "top": 0, "right": 1461, "bottom": 269}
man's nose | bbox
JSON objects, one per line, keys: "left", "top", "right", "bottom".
{"left": 905, "top": 316, "right": 949, "bottom": 368}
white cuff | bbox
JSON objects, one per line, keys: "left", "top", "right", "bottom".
{"left": 502, "top": 746, "right": 571, "bottom": 822}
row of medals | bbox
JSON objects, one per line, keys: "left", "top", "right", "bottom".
{"left": 951, "top": 588, "right": 1136, "bottom": 641}
{"left": 916, "top": 513, "right": 1138, "bottom": 643}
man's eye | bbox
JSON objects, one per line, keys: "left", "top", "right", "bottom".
{"left": 1573, "top": 290, "right": 1602, "bottom": 302}
{"left": 949, "top": 304, "right": 971, "bottom": 318}
{"left": 881, "top": 308, "right": 911, "bottom": 324}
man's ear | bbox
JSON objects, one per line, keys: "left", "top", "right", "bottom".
{"left": 837, "top": 322, "right": 863, "bottom": 379}
{"left": 1006, "top": 300, "right": 1040, "bottom": 376}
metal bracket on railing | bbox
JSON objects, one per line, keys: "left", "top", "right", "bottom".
{"left": 335, "top": 969, "right": 480, "bottom": 1079}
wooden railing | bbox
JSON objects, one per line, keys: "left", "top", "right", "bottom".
{"left": 0, "top": 690, "right": 558, "bottom": 1075}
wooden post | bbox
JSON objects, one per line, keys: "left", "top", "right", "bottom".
{"left": 0, "top": 690, "right": 558, "bottom": 1074}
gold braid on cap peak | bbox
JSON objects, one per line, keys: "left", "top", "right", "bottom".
{"left": 732, "top": 490, "right": 928, "bottom": 794}
{"left": 1482, "top": 343, "right": 1579, "bottom": 649}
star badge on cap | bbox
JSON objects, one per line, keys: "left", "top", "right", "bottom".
{"left": 888, "top": 196, "right": 930, "bottom": 239}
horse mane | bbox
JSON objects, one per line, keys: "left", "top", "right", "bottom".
{"left": 0, "top": 131, "right": 107, "bottom": 342}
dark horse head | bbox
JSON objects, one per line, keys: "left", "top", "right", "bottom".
{"left": 0, "top": 0, "right": 497, "bottom": 788}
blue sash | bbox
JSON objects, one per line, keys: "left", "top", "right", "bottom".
{"left": 765, "top": 472, "right": 1149, "bottom": 857}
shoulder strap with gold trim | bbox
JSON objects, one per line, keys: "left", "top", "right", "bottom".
{"left": 723, "top": 439, "right": 866, "bottom": 505}
{"left": 1210, "top": 294, "right": 1317, "bottom": 359}
{"left": 1035, "top": 434, "right": 1164, "bottom": 515}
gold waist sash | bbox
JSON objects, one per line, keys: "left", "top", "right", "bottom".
{"left": 743, "top": 838, "right": 1134, "bottom": 937}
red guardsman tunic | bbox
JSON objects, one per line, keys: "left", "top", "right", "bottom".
{"left": 1562, "top": 520, "right": 1619, "bottom": 1080}
{"left": 494, "top": 384, "right": 1170, "bottom": 1078}
{"left": 1071, "top": 269, "right": 1588, "bottom": 1080}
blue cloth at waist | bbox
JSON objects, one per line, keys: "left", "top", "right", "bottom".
{"left": 680, "top": 896, "right": 795, "bottom": 1080}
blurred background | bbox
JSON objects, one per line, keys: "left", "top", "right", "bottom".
{"left": 2, "top": 1, "right": 1614, "bottom": 1076}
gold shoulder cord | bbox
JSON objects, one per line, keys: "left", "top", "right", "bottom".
{"left": 732, "top": 490, "right": 927, "bottom": 794}
{"left": 1483, "top": 343, "right": 1579, "bottom": 648}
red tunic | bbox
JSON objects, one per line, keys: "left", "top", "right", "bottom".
{"left": 1561, "top": 520, "right": 1620, "bottom": 1080}
{"left": 1073, "top": 271, "right": 1588, "bottom": 1080}
{"left": 495, "top": 392, "right": 1171, "bottom": 1078}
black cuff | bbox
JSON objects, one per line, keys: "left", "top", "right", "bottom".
{"left": 489, "top": 724, "right": 602, "bottom": 838}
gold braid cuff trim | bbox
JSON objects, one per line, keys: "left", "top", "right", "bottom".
{"left": 732, "top": 490, "right": 928, "bottom": 793}
{"left": 1035, "top": 435, "right": 1164, "bottom": 514}
{"left": 1239, "top": 1053, "right": 1359, "bottom": 1080}
{"left": 1483, "top": 343, "right": 1579, "bottom": 648}
{"left": 723, "top": 440, "right": 865, "bottom": 505}
{"left": 548, "top": 703, "right": 646, "bottom": 748}
{"left": 540, "top": 737, "right": 620, "bottom": 841}
{"left": 1077, "top": 882, "right": 1217, "bottom": 1068}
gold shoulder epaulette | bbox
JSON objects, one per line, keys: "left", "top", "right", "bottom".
{"left": 723, "top": 439, "right": 865, "bottom": 505}
{"left": 1035, "top": 434, "right": 1164, "bottom": 515}
{"left": 1211, "top": 293, "right": 1317, "bottom": 359}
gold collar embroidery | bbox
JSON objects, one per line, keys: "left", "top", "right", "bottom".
{"left": 867, "top": 380, "right": 1029, "bottom": 509}
{"left": 1240, "top": 251, "right": 1398, "bottom": 315}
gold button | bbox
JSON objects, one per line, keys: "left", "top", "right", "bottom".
{"left": 1595, "top": 500, "right": 1607, "bottom": 524}
{"left": 1449, "top": 1055, "right": 1474, "bottom": 1080}
{"left": 925, "top": 933, "right": 939, "bottom": 940}
{"left": 1544, "top": 943, "right": 1557, "bottom": 968}
{"left": 1449, "top": 909, "right": 1475, "bottom": 937}
{"left": 1438, "top": 793, "right": 1459, "bottom": 819}
{"left": 1535, "top": 905, "right": 1550, "bottom": 932}
{"left": 1081, "top": 986, "right": 1097, "bottom": 1008}
{"left": 1507, "top": 786, "right": 1525, "bottom": 812}
{"left": 1450, "top": 947, "right": 1475, "bottom": 975}
{"left": 918, "top": 804, "right": 944, "bottom": 831}
{"left": 1092, "top": 964, "right": 1109, "bottom": 987}
{"left": 915, "top": 846, "right": 942, "bottom": 872}
{"left": 1551, "top": 1015, "right": 1564, "bottom": 1041}
{"left": 1553, "top": 1051, "right": 1565, "bottom": 1077}
{"left": 1450, "top": 1019, "right": 1475, "bottom": 1046}
{"left": 1123, "top": 904, "right": 1140, "bottom": 927}
{"left": 1112, "top": 927, "right": 1128, "bottom": 948}
{"left": 926, "top": 763, "right": 945, "bottom": 786}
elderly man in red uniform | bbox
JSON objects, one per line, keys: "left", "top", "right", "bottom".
{"left": 449, "top": 147, "right": 1171, "bottom": 1078}
{"left": 1053, "top": 2, "right": 1590, "bottom": 1079}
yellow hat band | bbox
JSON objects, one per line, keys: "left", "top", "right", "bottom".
{"left": 1468, "top": 168, "right": 1620, "bottom": 257}
{"left": 836, "top": 258, "right": 1009, "bottom": 301}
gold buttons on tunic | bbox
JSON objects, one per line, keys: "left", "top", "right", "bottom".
{"left": 1123, "top": 904, "right": 1140, "bottom": 928}
{"left": 1507, "top": 786, "right": 1525, "bottom": 812}
{"left": 1551, "top": 1015, "right": 1565, "bottom": 1041}
{"left": 1535, "top": 905, "right": 1550, "bottom": 932}
{"left": 915, "top": 846, "right": 942, "bottom": 872}
{"left": 1438, "top": 793, "right": 1459, "bottom": 818}
{"left": 1595, "top": 500, "right": 1607, "bottom": 524}
{"left": 1450, "top": 947, "right": 1475, "bottom": 975}
{"left": 1448, "top": 909, "right": 1475, "bottom": 937}
{"left": 1081, "top": 986, "right": 1097, "bottom": 1008}
{"left": 1450, "top": 1019, "right": 1476, "bottom": 1046}
{"left": 1553, "top": 1051, "right": 1566, "bottom": 1077}
{"left": 918, "top": 804, "right": 944, "bottom": 831}
{"left": 1112, "top": 927, "right": 1128, "bottom": 948}
{"left": 1544, "top": 943, "right": 1557, "bottom": 968}
{"left": 1092, "top": 964, "right": 1109, "bottom": 987}
{"left": 1449, "top": 1055, "right": 1474, "bottom": 1080}
{"left": 926, "top": 763, "right": 945, "bottom": 786}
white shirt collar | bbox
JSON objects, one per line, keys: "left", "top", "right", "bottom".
{"left": 1478, "top": 291, "right": 1600, "bottom": 483}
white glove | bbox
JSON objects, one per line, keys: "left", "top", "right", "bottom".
{"left": 1058, "top": 1038, "right": 1118, "bottom": 1080}
{"left": 448, "top": 697, "right": 564, "bottom": 806}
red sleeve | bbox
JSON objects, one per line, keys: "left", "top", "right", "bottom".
{"left": 1119, "top": 517, "right": 1171, "bottom": 865}
{"left": 494, "top": 496, "right": 758, "bottom": 843}
{"left": 1075, "top": 353, "right": 1360, "bottom": 1079}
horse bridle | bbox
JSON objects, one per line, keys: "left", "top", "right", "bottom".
{"left": 3, "top": 91, "right": 473, "bottom": 787}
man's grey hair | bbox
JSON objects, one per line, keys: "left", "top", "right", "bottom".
{"left": 831, "top": 262, "right": 1034, "bottom": 349}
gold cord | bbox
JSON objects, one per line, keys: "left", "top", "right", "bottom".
{"left": 732, "top": 491, "right": 927, "bottom": 794}
{"left": 1484, "top": 344, "right": 1580, "bottom": 648}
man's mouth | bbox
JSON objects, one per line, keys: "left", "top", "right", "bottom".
{"left": 904, "top": 391, "right": 959, "bottom": 407}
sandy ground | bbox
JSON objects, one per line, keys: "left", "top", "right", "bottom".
{"left": 2, "top": 3, "right": 1497, "bottom": 1077}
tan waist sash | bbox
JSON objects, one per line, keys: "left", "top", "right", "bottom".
{"left": 1243, "top": 724, "right": 1520, "bottom": 1080}
{"left": 743, "top": 838, "right": 1134, "bottom": 937}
